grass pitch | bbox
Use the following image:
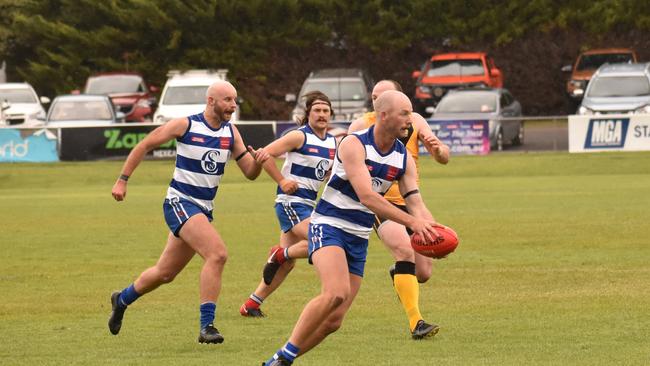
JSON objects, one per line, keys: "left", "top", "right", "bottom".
{"left": 1, "top": 151, "right": 649, "bottom": 365}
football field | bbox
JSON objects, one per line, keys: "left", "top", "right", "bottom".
{"left": 1, "top": 151, "right": 649, "bottom": 365}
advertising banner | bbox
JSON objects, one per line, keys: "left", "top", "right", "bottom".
{"left": 568, "top": 115, "right": 650, "bottom": 153}
{"left": 59, "top": 123, "right": 277, "bottom": 161}
{"left": 0, "top": 128, "right": 58, "bottom": 162}
{"left": 423, "top": 120, "right": 490, "bottom": 155}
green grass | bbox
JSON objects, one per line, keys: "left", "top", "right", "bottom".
{"left": 1, "top": 151, "right": 649, "bottom": 365}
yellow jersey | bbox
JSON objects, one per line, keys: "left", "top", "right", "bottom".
{"left": 361, "top": 112, "right": 419, "bottom": 206}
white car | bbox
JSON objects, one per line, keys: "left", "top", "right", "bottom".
{"left": 0, "top": 83, "right": 50, "bottom": 125}
{"left": 153, "top": 69, "right": 238, "bottom": 123}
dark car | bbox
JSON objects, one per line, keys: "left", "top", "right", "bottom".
{"left": 286, "top": 68, "right": 373, "bottom": 122}
{"left": 82, "top": 73, "right": 158, "bottom": 122}
{"left": 431, "top": 88, "right": 522, "bottom": 151}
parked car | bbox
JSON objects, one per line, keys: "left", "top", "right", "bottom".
{"left": 562, "top": 48, "right": 637, "bottom": 110}
{"left": 0, "top": 82, "right": 50, "bottom": 125}
{"left": 431, "top": 88, "right": 522, "bottom": 151}
{"left": 577, "top": 62, "right": 650, "bottom": 115}
{"left": 153, "top": 69, "right": 237, "bottom": 123}
{"left": 45, "top": 94, "right": 125, "bottom": 127}
{"left": 411, "top": 52, "right": 503, "bottom": 113}
{"left": 286, "top": 68, "right": 373, "bottom": 122}
{"left": 81, "top": 72, "right": 157, "bottom": 122}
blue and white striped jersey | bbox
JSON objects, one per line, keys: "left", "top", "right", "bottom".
{"left": 165, "top": 112, "right": 234, "bottom": 212}
{"left": 275, "top": 124, "right": 336, "bottom": 207}
{"left": 311, "top": 125, "right": 408, "bottom": 239}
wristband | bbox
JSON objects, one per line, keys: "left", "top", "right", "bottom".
{"left": 119, "top": 174, "right": 130, "bottom": 182}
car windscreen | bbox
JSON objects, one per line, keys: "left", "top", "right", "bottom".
{"left": 587, "top": 76, "right": 650, "bottom": 97}
{"left": 85, "top": 75, "right": 144, "bottom": 94}
{"left": 436, "top": 92, "right": 498, "bottom": 113}
{"left": 576, "top": 54, "right": 634, "bottom": 71}
{"left": 0, "top": 88, "right": 37, "bottom": 103}
{"left": 427, "top": 60, "right": 485, "bottom": 77}
{"left": 49, "top": 100, "right": 113, "bottom": 121}
{"left": 162, "top": 86, "right": 208, "bottom": 104}
{"left": 301, "top": 81, "right": 366, "bottom": 101}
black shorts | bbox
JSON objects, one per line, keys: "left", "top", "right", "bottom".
{"left": 373, "top": 203, "right": 413, "bottom": 235}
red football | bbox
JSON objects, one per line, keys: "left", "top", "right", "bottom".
{"left": 411, "top": 224, "right": 459, "bottom": 259}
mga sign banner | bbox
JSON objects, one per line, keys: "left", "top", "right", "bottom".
{"left": 569, "top": 115, "right": 650, "bottom": 153}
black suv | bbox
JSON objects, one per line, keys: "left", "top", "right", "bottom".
{"left": 286, "top": 68, "right": 373, "bottom": 122}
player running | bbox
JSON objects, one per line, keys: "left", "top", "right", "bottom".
{"left": 240, "top": 91, "right": 336, "bottom": 317}
{"left": 108, "top": 80, "right": 269, "bottom": 343}
{"left": 348, "top": 80, "right": 450, "bottom": 339}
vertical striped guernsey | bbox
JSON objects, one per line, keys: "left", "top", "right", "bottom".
{"left": 311, "top": 125, "right": 408, "bottom": 239}
{"left": 165, "top": 112, "right": 234, "bottom": 212}
{"left": 275, "top": 124, "right": 336, "bottom": 207}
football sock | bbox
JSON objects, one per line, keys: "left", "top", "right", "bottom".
{"left": 283, "top": 248, "right": 290, "bottom": 261}
{"left": 393, "top": 261, "right": 423, "bottom": 331}
{"left": 266, "top": 342, "right": 299, "bottom": 365}
{"left": 200, "top": 302, "right": 216, "bottom": 329}
{"left": 245, "top": 293, "right": 264, "bottom": 309}
{"left": 118, "top": 284, "right": 141, "bottom": 308}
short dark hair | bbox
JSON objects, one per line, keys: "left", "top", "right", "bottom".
{"left": 383, "top": 79, "right": 403, "bottom": 92}
{"left": 299, "top": 91, "right": 333, "bottom": 126}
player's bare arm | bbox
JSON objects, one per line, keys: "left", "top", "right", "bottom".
{"left": 231, "top": 124, "right": 270, "bottom": 180}
{"left": 347, "top": 116, "right": 367, "bottom": 134}
{"left": 260, "top": 130, "right": 305, "bottom": 194}
{"left": 399, "top": 154, "right": 436, "bottom": 222}
{"left": 413, "top": 113, "right": 449, "bottom": 164}
{"left": 111, "top": 117, "right": 189, "bottom": 202}
{"left": 339, "top": 136, "right": 437, "bottom": 239}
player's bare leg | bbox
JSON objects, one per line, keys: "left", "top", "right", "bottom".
{"left": 241, "top": 220, "right": 309, "bottom": 317}
{"left": 177, "top": 214, "right": 228, "bottom": 343}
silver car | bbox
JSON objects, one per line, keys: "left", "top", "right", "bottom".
{"left": 578, "top": 62, "right": 650, "bottom": 115}
{"left": 45, "top": 94, "right": 125, "bottom": 127}
{"left": 431, "top": 88, "right": 523, "bottom": 151}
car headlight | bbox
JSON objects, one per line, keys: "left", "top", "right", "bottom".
{"left": 418, "top": 85, "right": 431, "bottom": 94}
{"left": 634, "top": 105, "right": 650, "bottom": 114}
{"left": 570, "top": 80, "right": 586, "bottom": 88}
{"left": 577, "top": 106, "right": 594, "bottom": 115}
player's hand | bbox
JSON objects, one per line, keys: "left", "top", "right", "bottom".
{"left": 422, "top": 134, "right": 443, "bottom": 155}
{"left": 112, "top": 180, "right": 127, "bottom": 201}
{"left": 279, "top": 178, "right": 298, "bottom": 194}
{"left": 409, "top": 217, "right": 440, "bottom": 243}
{"left": 247, "top": 145, "right": 270, "bottom": 164}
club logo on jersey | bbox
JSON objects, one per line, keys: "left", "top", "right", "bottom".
{"left": 315, "top": 159, "right": 330, "bottom": 180}
{"left": 371, "top": 177, "right": 383, "bottom": 191}
{"left": 201, "top": 150, "right": 221, "bottom": 174}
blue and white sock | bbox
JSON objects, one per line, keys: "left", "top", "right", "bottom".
{"left": 200, "top": 302, "right": 216, "bottom": 329}
{"left": 265, "top": 342, "right": 299, "bottom": 365}
{"left": 118, "top": 284, "right": 141, "bottom": 308}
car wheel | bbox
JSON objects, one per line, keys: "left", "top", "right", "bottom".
{"left": 496, "top": 129, "right": 504, "bottom": 151}
{"left": 512, "top": 124, "right": 524, "bottom": 146}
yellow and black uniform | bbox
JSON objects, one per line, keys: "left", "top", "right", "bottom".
{"left": 360, "top": 111, "right": 428, "bottom": 334}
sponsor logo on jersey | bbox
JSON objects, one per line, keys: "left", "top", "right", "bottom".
{"left": 191, "top": 136, "right": 205, "bottom": 143}
{"left": 219, "top": 137, "right": 230, "bottom": 149}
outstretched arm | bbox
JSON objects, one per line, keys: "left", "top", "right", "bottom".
{"left": 413, "top": 112, "right": 449, "bottom": 165}
{"left": 231, "top": 124, "right": 270, "bottom": 180}
{"left": 111, "top": 117, "right": 189, "bottom": 201}
{"left": 259, "top": 130, "right": 305, "bottom": 194}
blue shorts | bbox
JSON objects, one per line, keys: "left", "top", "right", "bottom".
{"left": 163, "top": 198, "right": 213, "bottom": 237}
{"left": 308, "top": 223, "right": 368, "bottom": 277}
{"left": 275, "top": 202, "right": 313, "bottom": 233}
